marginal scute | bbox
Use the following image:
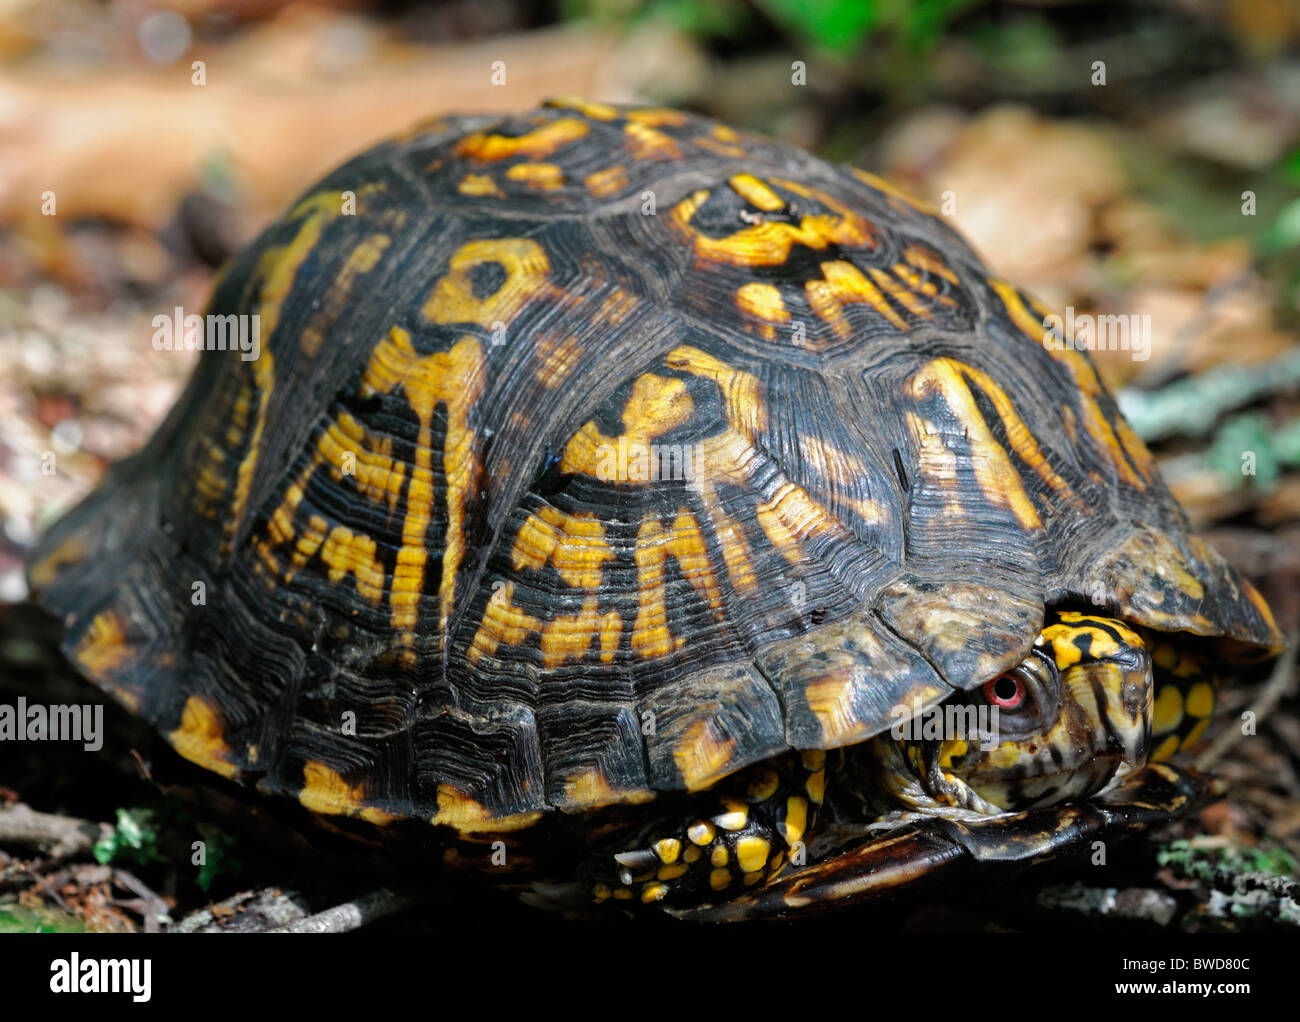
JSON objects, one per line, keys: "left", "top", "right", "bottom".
{"left": 169, "top": 695, "right": 240, "bottom": 780}
{"left": 1093, "top": 525, "right": 1282, "bottom": 652}
{"left": 759, "top": 611, "right": 949, "bottom": 748}
{"left": 878, "top": 578, "right": 1043, "bottom": 689}
{"left": 644, "top": 663, "right": 786, "bottom": 791}
{"left": 299, "top": 761, "right": 401, "bottom": 825}
{"left": 431, "top": 784, "right": 542, "bottom": 833}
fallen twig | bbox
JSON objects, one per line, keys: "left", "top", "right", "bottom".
{"left": 1197, "top": 637, "right": 1298, "bottom": 771}
{"left": 269, "top": 888, "right": 414, "bottom": 934}
{"left": 0, "top": 803, "right": 111, "bottom": 859}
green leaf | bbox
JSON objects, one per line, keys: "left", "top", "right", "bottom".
{"left": 1259, "top": 196, "right": 1300, "bottom": 256}
{"left": 758, "top": 0, "right": 877, "bottom": 55}
{"left": 94, "top": 807, "right": 164, "bottom": 866}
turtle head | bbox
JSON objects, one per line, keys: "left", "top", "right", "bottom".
{"left": 879, "top": 611, "right": 1155, "bottom": 814}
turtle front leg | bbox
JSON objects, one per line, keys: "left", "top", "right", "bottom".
{"left": 582, "top": 751, "right": 827, "bottom": 908}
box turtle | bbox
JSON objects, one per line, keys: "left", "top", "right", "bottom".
{"left": 29, "top": 98, "right": 1282, "bottom": 921}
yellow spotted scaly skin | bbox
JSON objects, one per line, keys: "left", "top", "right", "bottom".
{"left": 584, "top": 751, "right": 825, "bottom": 906}
{"left": 28, "top": 100, "right": 1282, "bottom": 916}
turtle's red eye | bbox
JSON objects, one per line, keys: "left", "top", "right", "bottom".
{"left": 983, "top": 673, "right": 1026, "bottom": 710}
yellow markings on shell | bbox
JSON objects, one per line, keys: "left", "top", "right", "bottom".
{"left": 592, "top": 882, "right": 612, "bottom": 903}
{"left": 260, "top": 411, "right": 408, "bottom": 585}
{"left": 909, "top": 358, "right": 1061, "bottom": 531}
{"left": 743, "top": 870, "right": 764, "bottom": 886}
{"left": 850, "top": 167, "right": 939, "bottom": 215}
{"left": 780, "top": 795, "right": 808, "bottom": 846}
{"left": 454, "top": 117, "right": 589, "bottom": 161}
{"left": 316, "top": 412, "right": 406, "bottom": 514}
{"left": 711, "top": 844, "right": 729, "bottom": 867}
{"left": 228, "top": 188, "right": 376, "bottom": 535}
{"left": 317, "top": 525, "right": 386, "bottom": 605}
{"left": 755, "top": 481, "right": 849, "bottom": 564}
{"left": 670, "top": 192, "right": 863, "bottom": 266}
{"left": 73, "top": 609, "right": 132, "bottom": 686}
{"left": 802, "top": 669, "right": 868, "bottom": 746}
{"left": 671, "top": 181, "right": 874, "bottom": 267}
{"left": 430, "top": 784, "right": 542, "bottom": 833}
{"left": 632, "top": 510, "right": 725, "bottom": 658}
{"left": 712, "top": 124, "right": 741, "bottom": 143}
{"left": 27, "top": 535, "right": 89, "bottom": 589}
{"left": 227, "top": 222, "right": 312, "bottom": 532}
{"left": 800, "top": 436, "right": 884, "bottom": 522}
{"left": 654, "top": 838, "right": 682, "bottom": 864}
{"left": 560, "top": 373, "right": 696, "bottom": 478}
{"left": 903, "top": 244, "right": 959, "bottom": 285}
{"left": 807, "top": 260, "right": 907, "bottom": 334}
{"left": 687, "top": 820, "right": 716, "bottom": 846}
{"left": 561, "top": 768, "right": 654, "bottom": 811}
{"left": 299, "top": 761, "right": 400, "bottom": 825}
{"left": 683, "top": 845, "right": 702, "bottom": 863}
{"left": 698, "top": 483, "right": 759, "bottom": 594}
{"left": 665, "top": 344, "right": 766, "bottom": 435}
{"left": 169, "top": 695, "right": 239, "bottom": 779}
{"left": 503, "top": 508, "right": 623, "bottom": 659}
{"left": 613, "top": 887, "right": 633, "bottom": 900}
{"left": 736, "top": 282, "right": 790, "bottom": 339}
{"left": 693, "top": 135, "right": 747, "bottom": 158}
{"left": 468, "top": 581, "right": 543, "bottom": 664}
{"left": 300, "top": 233, "right": 391, "bottom": 357}
{"left": 584, "top": 165, "right": 629, "bottom": 198}
{"left": 672, "top": 719, "right": 737, "bottom": 791}
{"left": 997, "top": 283, "right": 1152, "bottom": 491}
{"left": 1185, "top": 681, "right": 1215, "bottom": 719}
{"left": 512, "top": 507, "right": 614, "bottom": 589}
{"left": 892, "top": 262, "right": 942, "bottom": 299}
{"left": 542, "top": 596, "right": 622, "bottom": 667}
{"left": 534, "top": 334, "right": 584, "bottom": 388}
{"left": 735, "top": 835, "right": 771, "bottom": 874}
{"left": 1239, "top": 575, "right": 1283, "bottom": 652}
{"left": 361, "top": 328, "right": 486, "bottom": 650}
{"left": 709, "top": 868, "right": 732, "bottom": 891}
{"left": 624, "top": 121, "right": 682, "bottom": 161}
{"left": 729, "top": 173, "right": 785, "bottom": 211}
{"left": 505, "top": 162, "right": 565, "bottom": 189}
{"left": 458, "top": 174, "right": 503, "bottom": 197}
{"left": 423, "top": 237, "right": 557, "bottom": 328}
{"left": 713, "top": 798, "right": 749, "bottom": 831}
{"left": 626, "top": 108, "right": 687, "bottom": 127}
{"left": 746, "top": 768, "right": 780, "bottom": 801}
{"left": 868, "top": 266, "right": 932, "bottom": 319}
{"left": 664, "top": 348, "right": 854, "bottom": 571}
{"left": 1152, "top": 685, "right": 1184, "bottom": 736}
{"left": 1152, "top": 734, "right": 1181, "bottom": 763}
{"left": 546, "top": 96, "right": 618, "bottom": 120}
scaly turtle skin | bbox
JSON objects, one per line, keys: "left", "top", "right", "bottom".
{"left": 29, "top": 99, "right": 1282, "bottom": 919}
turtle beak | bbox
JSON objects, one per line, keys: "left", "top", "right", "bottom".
{"left": 1087, "top": 648, "right": 1154, "bottom": 770}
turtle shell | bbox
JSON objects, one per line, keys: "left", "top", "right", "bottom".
{"left": 29, "top": 99, "right": 1280, "bottom": 834}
